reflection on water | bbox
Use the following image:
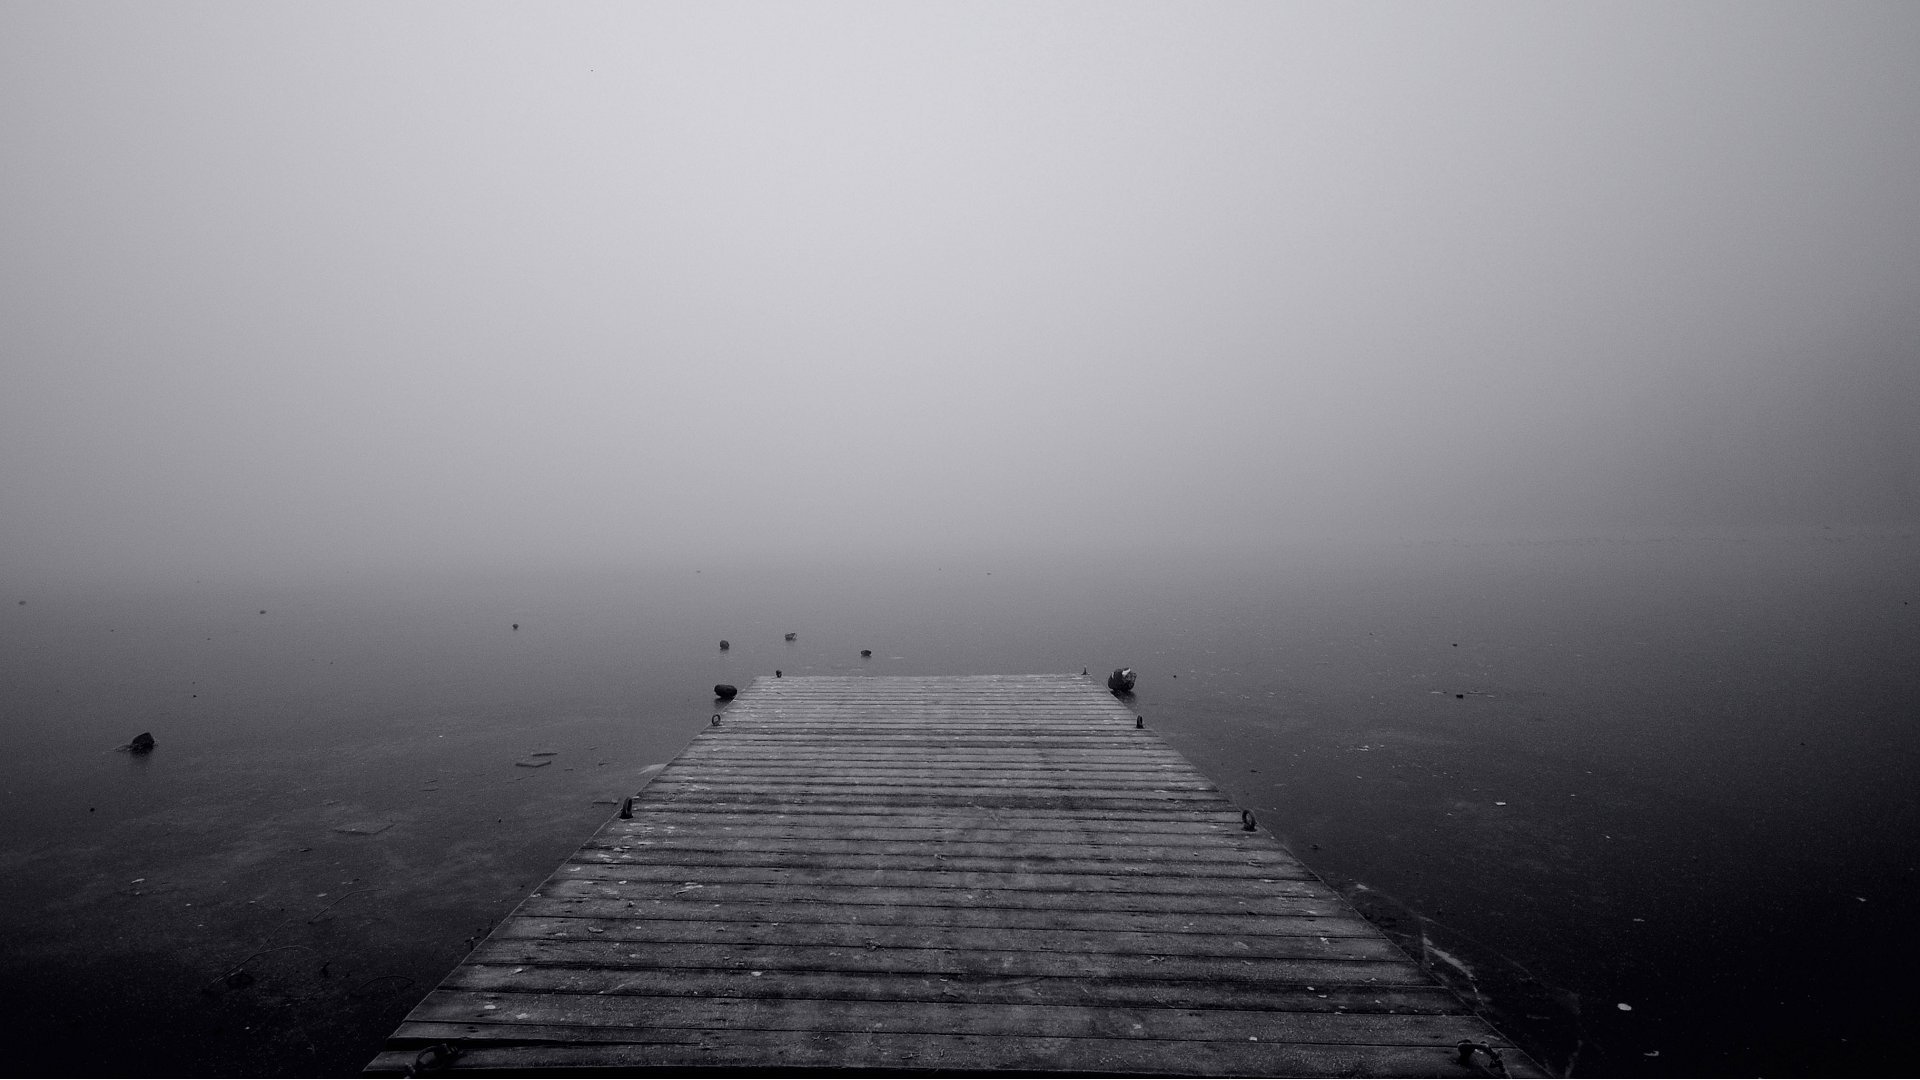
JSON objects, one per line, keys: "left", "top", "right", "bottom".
{"left": 1, "top": 530, "right": 1914, "bottom": 1074}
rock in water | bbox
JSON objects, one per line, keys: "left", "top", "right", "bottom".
{"left": 714, "top": 684, "right": 738, "bottom": 701}
{"left": 1107, "top": 668, "right": 1137, "bottom": 694}
{"left": 860, "top": 649, "right": 872, "bottom": 658}
{"left": 784, "top": 632, "right": 797, "bottom": 641}
{"left": 127, "top": 732, "right": 156, "bottom": 754}
{"left": 718, "top": 640, "right": 730, "bottom": 651}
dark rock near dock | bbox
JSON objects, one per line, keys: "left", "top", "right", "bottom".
{"left": 714, "top": 683, "right": 738, "bottom": 700}
{"left": 126, "top": 732, "right": 156, "bottom": 754}
{"left": 1107, "top": 668, "right": 1137, "bottom": 694}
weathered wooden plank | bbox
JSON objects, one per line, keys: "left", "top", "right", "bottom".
{"left": 534, "top": 878, "right": 1332, "bottom": 913}
{"left": 474, "top": 914, "right": 1405, "bottom": 957}
{"left": 615, "top": 807, "right": 1255, "bottom": 828}
{"left": 369, "top": 1031, "right": 1489, "bottom": 1078}
{"left": 464, "top": 939, "right": 1423, "bottom": 985}
{"left": 543, "top": 863, "right": 1313, "bottom": 894}
{"left": 645, "top": 778, "right": 1223, "bottom": 795}
{"left": 659, "top": 758, "right": 1210, "bottom": 773}
{"left": 608, "top": 811, "right": 1258, "bottom": 834}
{"left": 656, "top": 760, "right": 1213, "bottom": 776}
{"left": 513, "top": 898, "right": 1377, "bottom": 936}
{"left": 681, "top": 749, "right": 1181, "bottom": 758}
{"left": 402, "top": 989, "right": 1504, "bottom": 1045}
{"left": 668, "top": 760, "right": 1200, "bottom": 772}
{"left": 440, "top": 963, "right": 1463, "bottom": 1013}
{"left": 690, "top": 731, "right": 1153, "bottom": 739}
{"left": 586, "top": 843, "right": 1293, "bottom": 865}
{"left": 705, "top": 720, "right": 1152, "bottom": 726}
{"left": 585, "top": 834, "right": 1293, "bottom": 860}
{"left": 668, "top": 761, "right": 1198, "bottom": 773}
{"left": 570, "top": 849, "right": 1316, "bottom": 878}
{"left": 637, "top": 787, "right": 1236, "bottom": 803}
{"left": 675, "top": 749, "right": 1193, "bottom": 761}
{"left": 495, "top": 914, "right": 1391, "bottom": 951}
{"left": 367, "top": 673, "right": 1536, "bottom": 1077}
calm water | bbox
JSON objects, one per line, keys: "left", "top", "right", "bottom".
{"left": 2, "top": 531, "right": 1915, "bottom": 1075}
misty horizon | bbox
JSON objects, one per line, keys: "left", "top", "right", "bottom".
{"left": 5, "top": 3, "right": 1916, "bottom": 582}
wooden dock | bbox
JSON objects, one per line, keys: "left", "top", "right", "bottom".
{"left": 367, "top": 673, "right": 1536, "bottom": 1075}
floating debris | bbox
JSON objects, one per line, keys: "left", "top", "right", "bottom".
{"left": 333, "top": 821, "right": 393, "bottom": 835}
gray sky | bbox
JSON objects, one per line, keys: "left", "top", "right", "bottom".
{"left": 4, "top": 2, "right": 1916, "bottom": 578}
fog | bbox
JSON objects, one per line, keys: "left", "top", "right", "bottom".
{"left": 4, "top": 2, "right": 1916, "bottom": 581}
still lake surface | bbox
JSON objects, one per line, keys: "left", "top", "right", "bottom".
{"left": 2, "top": 530, "right": 1914, "bottom": 1075}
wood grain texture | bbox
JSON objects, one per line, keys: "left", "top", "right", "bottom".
{"left": 366, "top": 673, "right": 1537, "bottom": 1076}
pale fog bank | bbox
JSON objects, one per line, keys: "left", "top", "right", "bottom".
{"left": 3, "top": 4, "right": 1918, "bottom": 587}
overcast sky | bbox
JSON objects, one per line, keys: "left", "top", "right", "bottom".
{"left": 4, "top": 2, "right": 1916, "bottom": 579}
